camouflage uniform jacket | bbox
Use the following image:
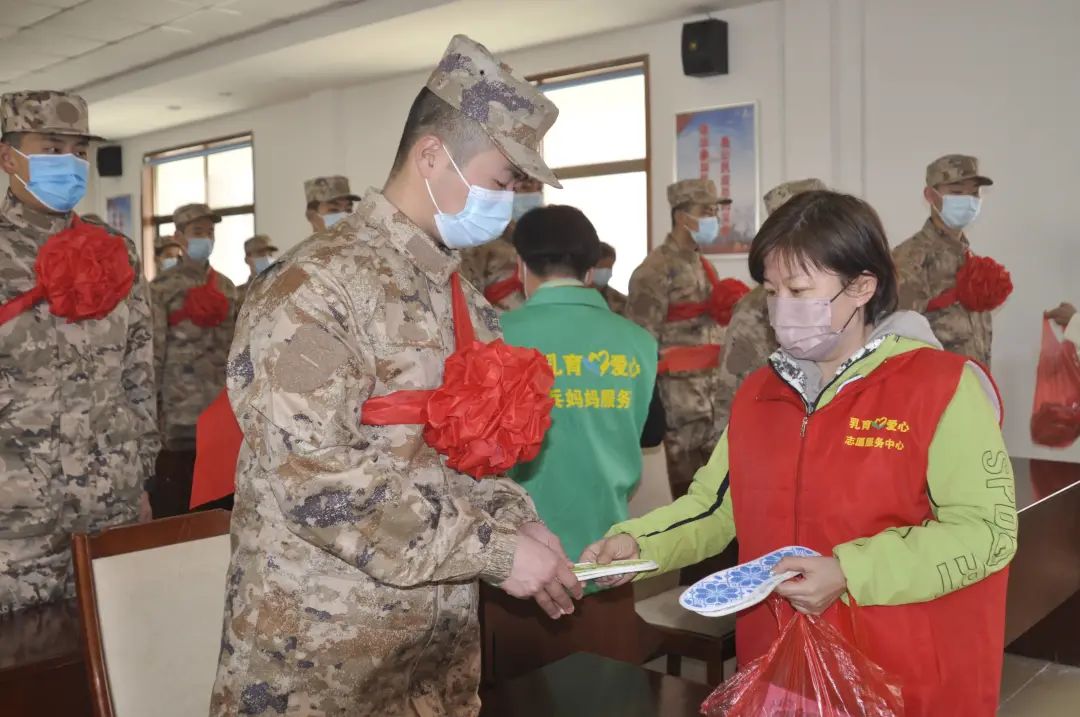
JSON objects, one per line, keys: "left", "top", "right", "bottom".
{"left": 211, "top": 189, "right": 538, "bottom": 716}
{"left": 459, "top": 227, "right": 525, "bottom": 312}
{"left": 715, "top": 284, "right": 775, "bottom": 431}
{"left": 0, "top": 193, "right": 158, "bottom": 612}
{"left": 893, "top": 218, "right": 992, "bottom": 365}
{"left": 150, "top": 260, "right": 237, "bottom": 450}
{"left": 599, "top": 285, "right": 628, "bottom": 316}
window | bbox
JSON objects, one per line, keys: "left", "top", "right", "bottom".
{"left": 533, "top": 58, "right": 650, "bottom": 294}
{"left": 142, "top": 134, "right": 255, "bottom": 285}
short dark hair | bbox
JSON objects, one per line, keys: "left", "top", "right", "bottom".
{"left": 1, "top": 132, "right": 23, "bottom": 148}
{"left": 390, "top": 87, "right": 492, "bottom": 177}
{"left": 306, "top": 199, "right": 320, "bottom": 212}
{"left": 598, "top": 242, "right": 616, "bottom": 261}
{"left": 512, "top": 205, "right": 601, "bottom": 280}
{"left": 748, "top": 190, "right": 898, "bottom": 325}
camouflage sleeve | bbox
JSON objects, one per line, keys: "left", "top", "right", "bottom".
{"left": 149, "top": 280, "right": 168, "bottom": 427}
{"left": 715, "top": 293, "right": 772, "bottom": 430}
{"left": 122, "top": 262, "right": 161, "bottom": 483}
{"left": 893, "top": 242, "right": 932, "bottom": 313}
{"left": 625, "top": 262, "right": 668, "bottom": 340}
{"left": 233, "top": 269, "right": 520, "bottom": 587}
{"left": 480, "top": 479, "right": 540, "bottom": 530}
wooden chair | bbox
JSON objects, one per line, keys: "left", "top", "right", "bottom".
{"left": 72, "top": 510, "right": 232, "bottom": 717}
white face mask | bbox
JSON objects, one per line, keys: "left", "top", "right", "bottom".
{"left": 322, "top": 212, "right": 347, "bottom": 228}
{"left": 425, "top": 145, "right": 514, "bottom": 249}
{"left": 933, "top": 191, "right": 981, "bottom": 230}
{"left": 593, "top": 268, "right": 613, "bottom": 288}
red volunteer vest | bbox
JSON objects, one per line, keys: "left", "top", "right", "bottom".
{"left": 728, "top": 348, "right": 1010, "bottom": 717}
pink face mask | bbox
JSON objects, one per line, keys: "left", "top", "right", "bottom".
{"left": 767, "top": 289, "right": 859, "bottom": 361}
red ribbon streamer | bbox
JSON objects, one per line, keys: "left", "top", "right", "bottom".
{"left": 190, "top": 389, "right": 243, "bottom": 509}
{"left": 483, "top": 274, "right": 524, "bottom": 305}
{"left": 657, "top": 344, "right": 723, "bottom": 375}
{"left": 169, "top": 269, "right": 229, "bottom": 327}
{"left": 0, "top": 287, "right": 45, "bottom": 327}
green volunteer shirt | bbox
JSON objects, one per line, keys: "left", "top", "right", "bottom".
{"left": 502, "top": 281, "right": 659, "bottom": 565}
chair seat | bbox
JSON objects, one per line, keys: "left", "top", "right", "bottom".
{"left": 635, "top": 587, "right": 735, "bottom": 638}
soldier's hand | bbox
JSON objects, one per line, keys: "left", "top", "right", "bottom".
{"left": 138, "top": 491, "right": 153, "bottom": 523}
{"left": 1046, "top": 302, "right": 1077, "bottom": 328}
{"left": 501, "top": 534, "right": 580, "bottom": 619}
{"left": 519, "top": 521, "right": 571, "bottom": 563}
{"left": 578, "top": 533, "right": 640, "bottom": 588}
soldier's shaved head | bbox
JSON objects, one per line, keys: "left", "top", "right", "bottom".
{"left": 390, "top": 88, "right": 493, "bottom": 179}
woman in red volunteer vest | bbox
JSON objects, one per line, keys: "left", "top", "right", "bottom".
{"left": 583, "top": 190, "right": 1017, "bottom": 716}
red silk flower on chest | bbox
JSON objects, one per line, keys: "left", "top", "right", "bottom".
{"left": 926, "top": 252, "right": 1012, "bottom": 313}
{"left": 0, "top": 216, "right": 134, "bottom": 327}
{"left": 168, "top": 270, "right": 229, "bottom": 328}
{"left": 361, "top": 273, "right": 555, "bottom": 479}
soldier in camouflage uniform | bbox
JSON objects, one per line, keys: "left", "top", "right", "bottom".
{"left": 593, "top": 241, "right": 627, "bottom": 315}
{"left": 893, "top": 155, "right": 994, "bottom": 365}
{"left": 715, "top": 178, "right": 826, "bottom": 431}
{"left": 154, "top": 233, "right": 184, "bottom": 274}
{"left": 0, "top": 91, "right": 157, "bottom": 613}
{"left": 458, "top": 177, "right": 543, "bottom": 313}
{"left": 150, "top": 203, "right": 237, "bottom": 517}
{"left": 210, "top": 35, "right": 580, "bottom": 717}
{"left": 235, "top": 234, "right": 278, "bottom": 306}
{"left": 304, "top": 175, "right": 360, "bottom": 232}
{"left": 625, "top": 179, "right": 730, "bottom": 497}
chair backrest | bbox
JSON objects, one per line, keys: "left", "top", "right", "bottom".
{"left": 73, "top": 510, "right": 231, "bottom": 717}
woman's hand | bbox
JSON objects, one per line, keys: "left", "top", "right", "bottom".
{"left": 577, "top": 533, "right": 640, "bottom": 588}
{"left": 773, "top": 556, "right": 847, "bottom": 615}
{"left": 1046, "top": 302, "right": 1077, "bottom": 328}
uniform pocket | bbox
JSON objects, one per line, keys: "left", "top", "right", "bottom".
{"left": 0, "top": 445, "right": 59, "bottom": 539}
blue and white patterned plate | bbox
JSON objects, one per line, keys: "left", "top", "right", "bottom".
{"left": 679, "top": 545, "right": 820, "bottom": 617}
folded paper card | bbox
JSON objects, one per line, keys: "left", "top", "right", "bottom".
{"left": 572, "top": 559, "right": 659, "bottom": 582}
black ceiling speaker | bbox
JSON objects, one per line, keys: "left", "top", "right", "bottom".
{"left": 682, "top": 19, "right": 729, "bottom": 77}
{"left": 97, "top": 145, "right": 122, "bottom": 177}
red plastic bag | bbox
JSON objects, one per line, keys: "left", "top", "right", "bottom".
{"left": 701, "top": 597, "right": 903, "bottom": 716}
{"left": 1030, "top": 318, "right": 1080, "bottom": 447}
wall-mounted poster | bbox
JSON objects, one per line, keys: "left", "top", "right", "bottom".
{"left": 675, "top": 102, "right": 759, "bottom": 254}
{"left": 106, "top": 194, "right": 133, "bottom": 238}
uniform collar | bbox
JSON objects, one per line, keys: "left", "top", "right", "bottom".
{"left": 360, "top": 188, "right": 459, "bottom": 285}
{"left": 1, "top": 190, "right": 72, "bottom": 242}
{"left": 524, "top": 283, "right": 608, "bottom": 310}
{"left": 921, "top": 216, "right": 969, "bottom": 251}
{"left": 662, "top": 230, "right": 700, "bottom": 256}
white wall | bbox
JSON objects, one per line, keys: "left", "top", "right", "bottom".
{"left": 88, "top": 0, "right": 1080, "bottom": 461}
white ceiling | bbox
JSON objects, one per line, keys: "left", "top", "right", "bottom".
{"left": 2, "top": 0, "right": 754, "bottom": 139}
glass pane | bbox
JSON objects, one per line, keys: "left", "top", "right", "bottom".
{"left": 210, "top": 213, "right": 256, "bottom": 287}
{"left": 541, "top": 71, "right": 646, "bottom": 168}
{"left": 544, "top": 172, "right": 647, "bottom": 294}
{"left": 157, "top": 222, "right": 176, "bottom": 240}
{"left": 208, "top": 145, "right": 254, "bottom": 208}
{"left": 153, "top": 156, "right": 206, "bottom": 216}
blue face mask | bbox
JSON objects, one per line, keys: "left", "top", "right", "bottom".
{"left": 593, "top": 268, "right": 613, "bottom": 288}
{"left": 322, "top": 212, "right": 347, "bottom": 229}
{"left": 15, "top": 149, "right": 89, "bottom": 213}
{"left": 512, "top": 192, "right": 544, "bottom": 221}
{"left": 426, "top": 146, "right": 514, "bottom": 250}
{"left": 253, "top": 255, "right": 274, "bottom": 275}
{"left": 161, "top": 257, "right": 179, "bottom": 271}
{"left": 935, "top": 192, "right": 981, "bottom": 230}
{"left": 186, "top": 237, "right": 214, "bottom": 261}
{"left": 690, "top": 215, "right": 720, "bottom": 246}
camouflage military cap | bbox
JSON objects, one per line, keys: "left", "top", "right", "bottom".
{"left": 667, "top": 179, "right": 732, "bottom": 209}
{"left": 926, "top": 154, "right": 993, "bottom": 188}
{"left": 173, "top": 203, "right": 221, "bottom": 227}
{"left": 244, "top": 234, "right": 277, "bottom": 256}
{"left": 763, "top": 178, "right": 827, "bottom": 215}
{"left": 426, "top": 34, "right": 561, "bottom": 188}
{"left": 155, "top": 234, "right": 182, "bottom": 254}
{"left": 0, "top": 90, "right": 104, "bottom": 141}
{"left": 304, "top": 175, "right": 361, "bottom": 204}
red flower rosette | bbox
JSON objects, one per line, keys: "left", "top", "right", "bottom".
{"left": 708, "top": 277, "right": 751, "bottom": 326}
{"left": 0, "top": 216, "right": 134, "bottom": 326}
{"left": 955, "top": 255, "right": 1012, "bottom": 312}
{"left": 169, "top": 271, "right": 229, "bottom": 328}
{"left": 424, "top": 338, "right": 554, "bottom": 479}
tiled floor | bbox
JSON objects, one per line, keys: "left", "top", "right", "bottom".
{"left": 645, "top": 653, "right": 1080, "bottom": 715}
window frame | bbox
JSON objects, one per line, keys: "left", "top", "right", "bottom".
{"left": 140, "top": 132, "right": 255, "bottom": 280}
{"left": 529, "top": 55, "right": 652, "bottom": 249}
